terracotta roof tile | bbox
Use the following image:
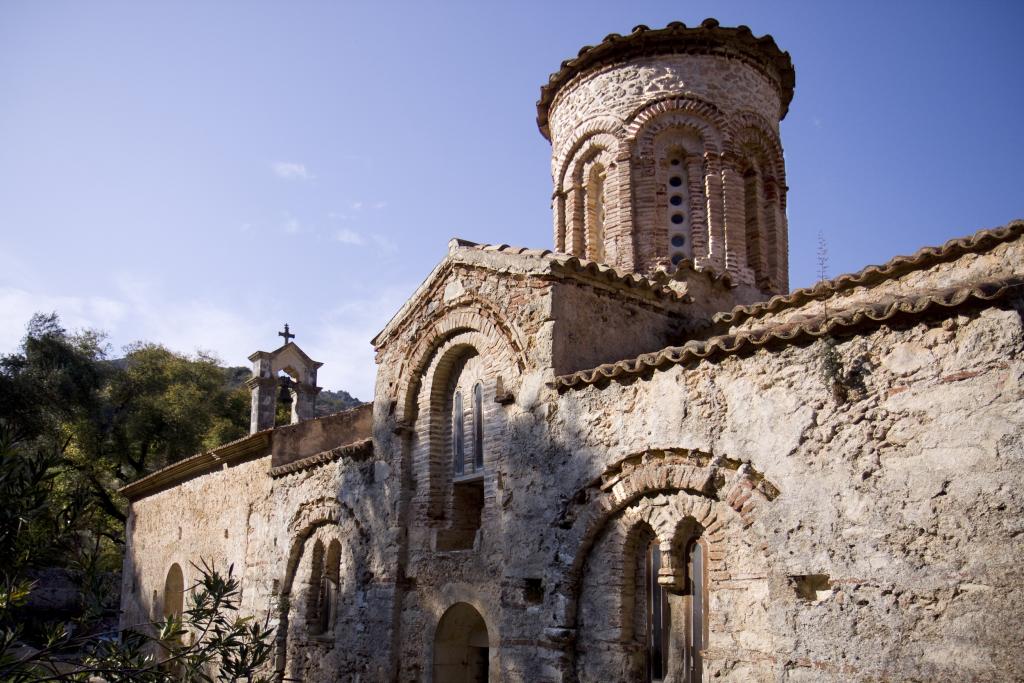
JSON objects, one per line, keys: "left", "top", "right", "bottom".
{"left": 537, "top": 19, "right": 795, "bottom": 139}
{"left": 714, "top": 221, "right": 1024, "bottom": 328}
{"left": 552, "top": 277, "right": 1024, "bottom": 390}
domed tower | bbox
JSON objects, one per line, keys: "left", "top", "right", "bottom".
{"left": 537, "top": 19, "right": 795, "bottom": 296}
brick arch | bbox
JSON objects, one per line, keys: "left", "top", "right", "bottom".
{"left": 417, "top": 331, "right": 497, "bottom": 521}
{"left": 624, "top": 95, "right": 728, "bottom": 149}
{"left": 396, "top": 301, "right": 527, "bottom": 425}
{"left": 556, "top": 131, "right": 623, "bottom": 191}
{"left": 551, "top": 116, "right": 625, "bottom": 179}
{"left": 558, "top": 133, "right": 620, "bottom": 261}
{"left": 547, "top": 449, "right": 778, "bottom": 636}
{"left": 725, "top": 110, "right": 786, "bottom": 187}
{"left": 275, "top": 498, "right": 366, "bottom": 681}
{"left": 626, "top": 100, "right": 728, "bottom": 271}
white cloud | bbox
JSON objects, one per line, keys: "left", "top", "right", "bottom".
{"left": 282, "top": 217, "right": 301, "bottom": 234}
{"left": 371, "top": 233, "right": 398, "bottom": 253}
{"left": 0, "top": 280, "right": 415, "bottom": 402}
{"left": 350, "top": 201, "right": 363, "bottom": 211}
{"left": 372, "top": 201, "right": 387, "bottom": 210}
{"left": 271, "top": 161, "right": 314, "bottom": 180}
{"left": 0, "top": 287, "right": 127, "bottom": 354}
{"left": 334, "top": 228, "right": 365, "bottom": 245}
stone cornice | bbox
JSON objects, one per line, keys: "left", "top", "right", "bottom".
{"left": 537, "top": 19, "right": 795, "bottom": 139}
{"left": 269, "top": 438, "right": 374, "bottom": 478}
{"left": 714, "top": 220, "right": 1024, "bottom": 328}
{"left": 552, "top": 276, "right": 1024, "bottom": 390}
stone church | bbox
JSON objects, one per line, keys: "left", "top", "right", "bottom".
{"left": 119, "top": 20, "right": 1024, "bottom": 682}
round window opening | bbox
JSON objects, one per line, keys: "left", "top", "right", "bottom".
{"left": 671, "top": 214, "right": 684, "bottom": 224}
{"left": 669, "top": 176, "right": 682, "bottom": 187}
{"left": 670, "top": 195, "right": 683, "bottom": 206}
{"left": 670, "top": 158, "right": 681, "bottom": 166}
{"left": 671, "top": 235, "right": 686, "bottom": 248}
{"left": 671, "top": 253, "right": 684, "bottom": 265}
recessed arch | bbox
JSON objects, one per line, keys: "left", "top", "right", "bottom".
{"left": 163, "top": 563, "right": 184, "bottom": 620}
{"left": 432, "top": 602, "right": 491, "bottom": 683}
{"left": 547, "top": 448, "right": 778, "bottom": 637}
{"left": 396, "top": 303, "right": 527, "bottom": 425}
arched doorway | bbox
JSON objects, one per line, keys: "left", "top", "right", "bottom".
{"left": 163, "top": 563, "right": 184, "bottom": 619}
{"left": 433, "top": 602, "right": 489, "bottom": 683}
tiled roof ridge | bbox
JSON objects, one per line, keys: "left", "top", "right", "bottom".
{"left": 552, "top": 276, "right": 1024, "bottom": 390}
{"left": 269, "top": 437, "right": 373, "bottom": 478}
{"left": 119, "top": 429, "right": 273, "bottom": 499}
{"left": 118, "top": 404, "right": 372, "bottom": 499}
{"left": 537, "top": 19, "right": 795, "bottom": 139}
{"left": 714, "top": 221, "right": 1024, "bottom": 327}
{"left": 453, "top": 238, "right": 732, "bottom": 302}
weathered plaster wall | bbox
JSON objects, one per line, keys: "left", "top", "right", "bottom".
{"left": 538, "top": 298, "right": 1024, "bottom": 682}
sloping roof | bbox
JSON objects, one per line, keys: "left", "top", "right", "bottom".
{"left": 371, "top": 238, "right": 716, "bottom": 348}
{"left": 269, "top": 437, "right": 373, "bottom": 478}
{"left": 552, "top": 277, "right": 1023, "bottom": 390}
{"left": 537, "top": 19, "right": 795, "bottom": 139}
{"left": 119, "top": 429, "right": 273, "bottom": 501}
{"left": 714, "top": 221, "right": 1024, "bottom": 328}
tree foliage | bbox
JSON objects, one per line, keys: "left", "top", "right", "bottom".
{"left": 0, "top": 313, "right": 270, "bottom": 680}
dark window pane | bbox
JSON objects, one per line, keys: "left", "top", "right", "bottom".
{"left": 672, "top": 235, "right": 686, "bottom": 248}
{"left": 671, "top": 213, "right": 684, "bottom": 224}
{"left": 453, "top": 391, "right": 464, "bottom": 475}
{"left": 669, "top": 176, "right": 683, "bottom": 187}
{"left": 670, "top": 195, "right": 683, "bottom": 206}
{"left": 473, "top": 383, "right": 483, "bottom": 470}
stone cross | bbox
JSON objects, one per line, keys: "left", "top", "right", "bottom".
{"left": 278, "top": 324, "right": 295, "bottom": 344}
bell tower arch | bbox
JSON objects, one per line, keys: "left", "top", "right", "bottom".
{"left": 245, "top": 324, "right": 323, "bottom": 433}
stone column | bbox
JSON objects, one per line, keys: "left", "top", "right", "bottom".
{"left": 246, "top": 376, "right": 278, "bottom": 434}
{"left": 703, "top": 152, "right": 727, "bottom": 269}
{"left": 292, "top": 383, "right": 321, "bottom": 423}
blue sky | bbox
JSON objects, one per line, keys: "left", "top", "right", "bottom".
{"left": 1, "top": 1, "right": 1021, "bottom": 399}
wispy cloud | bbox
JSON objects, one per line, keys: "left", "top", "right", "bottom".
{"left": 335, "top": 229, "right": 365, "bottom": 246}
{"left": 282, "top": 216, "right": 301, "bottom": 234}
{"left": 0, "top": 280, "right": 410, "bottom": 400}
{"left": 271, "top": 161, "right": 314, "bottom": 180}
{"left": 0, "top": 287, "right": 127, "bottom": 353}
{"left": 371, "top": 233, "right": 398, "bottom": 253}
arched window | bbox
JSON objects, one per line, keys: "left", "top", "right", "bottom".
{"left": 665, "top": 154, "right": 692, "bottom": 267}
{"left": 743, "top": 166, "right": 767, "bottom": 284}
{"left": 163, "top": 563, "right": 184, "bottom": 621}
{"left": 472, "top": 382, "right": 484, "bottom": 471}
{"left": 306, "top": 540, "right": 325, "bottom": 633}
{"left": 683, "top": 538, "right": 706, "bottom": 683}
{"left": 585, "top": 162, "right": 607, "bottom": 262}
{"left": 645, "top": 541, "right": 670, "bottom": 682}
{"left": 317, "top": 540, "right": 341, "bottom": 634}
{"left": 452, "top": 390, "right": 465, "bottom": 476}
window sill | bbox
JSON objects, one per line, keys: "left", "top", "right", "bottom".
{"left": 452, "top": 471, "right": 484, "bottom": 485}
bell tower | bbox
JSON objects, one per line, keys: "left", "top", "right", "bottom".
{"left": 537, "top": 19, "right": 795, "bottom": 296}
{"left": 245, "top": 325, "right": 323, "bottom": 433}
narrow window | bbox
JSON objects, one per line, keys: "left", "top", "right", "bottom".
{"left": 307, "top": 540, "right": 325, "bottom": 632}
{"left": 585, "top": 163, "right": 607, "bottom": 262}
{"left": 744, "top": 168, "right": 765, "bottom": 283}
{"left": 645, "top": 542, "right": 670, "bottom": 682}
{"left": 666, "top": 155, "right": 691, "bottom": 267}
{"left": 452, "top": 390, "right": 465, "bottom": 476}
{"left": 472, "top": 383, "right": 483, "bottom": 471}
{"left": 685, "top": 540, "right": 705, "bottom": 683}
{"left": 316, "top": 540, "right": 341, "bottom": 635}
